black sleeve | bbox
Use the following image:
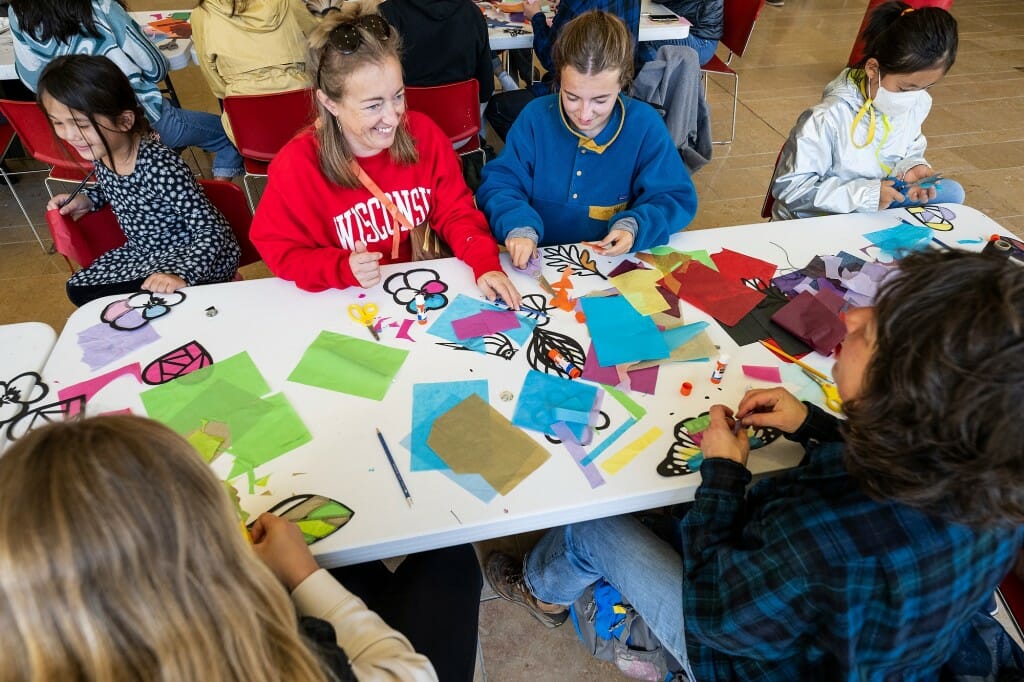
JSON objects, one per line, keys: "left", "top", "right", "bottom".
{"left": 298, "top": 616, "right": 357, "bottom": 681}
{"left": 785, "top": 402, "right": 844, "bottom": 446}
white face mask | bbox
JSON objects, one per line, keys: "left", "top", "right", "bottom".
{"left": 872, "top": 75, "right": 919, "bottom": 117}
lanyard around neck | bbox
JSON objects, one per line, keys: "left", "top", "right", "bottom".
{"left": 350, "top": 159, "right": 408, "bottom": 259}
{"left": 849, "top": 72, "right": 893, "bottom": 174}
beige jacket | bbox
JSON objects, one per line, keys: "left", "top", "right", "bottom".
{"left": 191, "top": 0, "right": 318, "bottom": 142}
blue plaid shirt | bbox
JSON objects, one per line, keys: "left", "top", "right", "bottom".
{"left": 530, "top": 0, "right": 640, "bottom": 73}
{"left": 680, "top": 404, "right": 1024, "bottom": 680}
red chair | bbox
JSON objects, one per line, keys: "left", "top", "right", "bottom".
{"left": 222, "top": 88, "right": 317, "bottom": 210}
{"left": 405, "top": 79, "right": 484, "bottom": 163}
{"left": 0, "top": 99, "right": 94, "bottom": 193}
{"left": 198, "top": 179, "right": 261, "bottom": 267}
{"left": 701, "top": 0, "right": 766, "bottom": 144}
{"left": 761, "top": 144, "right": 785, "bottom": 220}
{"left": 847, "top": 0, "right": 954, "bottom": 67}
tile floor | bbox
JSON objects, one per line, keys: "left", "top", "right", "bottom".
{"left": 1, "top": 1, "right": 1021, "bottom": 679}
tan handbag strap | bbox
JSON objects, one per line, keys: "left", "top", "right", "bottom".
{"left": 349, "top": 159, "right": 410, "bottom": 259}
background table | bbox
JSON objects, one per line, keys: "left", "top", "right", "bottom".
{"left": 1, "top": 321, "right": 55, "bottom": 378}
{"left": 39, "top": 205, "right": 1013, "bottom": 567}
{"left": 0, "top": 11, "right": 194, "bottom": 82}
{"left": 485, "top": 0, "right": 691, "bottom": 50}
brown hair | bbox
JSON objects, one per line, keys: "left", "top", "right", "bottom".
{"left": 842, "top": 250, "right": 1024, "bottom": 528}
{"left": 307, "top": 9, "right": 417, "bottom": 188}
{"left": 551, "top": 10, "right": 635, "bottom": 90}
{"left": 0, "top": 416, "right": 330, "bottom": 681}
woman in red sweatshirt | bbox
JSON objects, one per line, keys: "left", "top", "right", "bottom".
{"left": 250, "top": 10, "right": 520, "bottom": 306}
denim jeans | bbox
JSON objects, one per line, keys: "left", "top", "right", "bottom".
{"left": 889, "top": 178, "right": 966, "bottom": 208}
{"left": 524, "top": 515, "right": 694, "bottom": 678}
{"left": 639, "top": 36, "right": 719, "bottom": 67}
{"left": 153, "top": 99, "right": 244, "bottom": 177}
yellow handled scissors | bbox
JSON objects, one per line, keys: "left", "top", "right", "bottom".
{"left": 802, "top": 369, "right": 843, "bottom": 412}
{"left": 347, "top": 302, "right": 380, "bottom": 341}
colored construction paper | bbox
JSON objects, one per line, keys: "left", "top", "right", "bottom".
{"left": 650, "top": 246, "right": 716, "bottom": 270}
{"left": 741, "top": 365, "right": 782, "bottom": 383}
{"left": 579, "top": 418, "right": 637, "bottom": 467}
{"left": 719, "top": 285, "right": 812, "bottom": 355}
{"left": 580, "top": 296, "right": 669, "bottom": 366}
{"left": 77, "top": 321, "right": 160, "bottom": 370}
{"left": 400, "top": 430, "right": 498, "bottom": 503}
{"left": 226, "top": 392, "right": 312, "bottom": 479}
{"left": 142, "top": 340, "right": 212, "bottom": 384}
{"left": 409, "top": 380, "right": 488, "bottom": 471}
{"left": 631, "top": 327, "right": 718, "bottom": 370}
{"left": 635, "top": 250, "right": 691, "bottom": 274}
{"left": 770, "top": 292, "right": 846, "bottom": 356}
{"left": 863, "top": 223, "right": 932, "bottom": 257}
{"left": 581, "top": 342, "right": 659, "bottom": 395}
{"left": 603, "top": 384, "right": 648, "bottom": 419}
{"left": 451, "top": 310, "right": 520, "bottom": 340}
{"left": 607, "top": 260, "right": 650, "bottom": 278}
{"left": 711, "top": 248, "right": 778, "bottom": 286}
{"left": 666, "top": 261, "right": 765, "bottom": 327}
{"left": 552, "top": 421, "right": 605, "bottom": 488}
{"left": 609, "top": 268, "right": 671, "bottom": 315}
{"left": 288, "top": 331, "right": 408, "bottom": 400}
{"left": 187, "top": 428, "right": 225, "bottom": 463}
{"left": 428, "top": 294, "right": 536, "bottom": 352}
{"left": 662, "top": 320, "right": 710, "bottom": 349}
{"left": 601, "top": 427, "right": 662, "bottom": 474}
{"left": 428, "top": 394, "right": 550, "bottom": 496}
{"left": 57, "top": 362, "right": 142, "bottom": 416}
{"left": 513, "top": 370, "right": 599, "bottom": 441}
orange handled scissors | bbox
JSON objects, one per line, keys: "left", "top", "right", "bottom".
{"left": 347, "top": 302, "right": 380, "bottom": 341}
{"left": 801, "top": 369, "right": 843, "bottom": 412}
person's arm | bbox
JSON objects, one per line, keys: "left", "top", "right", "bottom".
{"left": 9, "top": 10, "right": 46, "bottom": 92}
{"left": 190, "top": 10, "right": 229, "bottom": 100}
{"left": 104, "top": 2, "right": 169, "bottom": 84}
{"left": 610, "top": 105, "right": 698, "bottom": 252}
{"left": 772, "top": 108, "right": 881, "bottom": 216}
{"left": 85, "top": 183, "right": 109, "bottom": 211}
{"left": 528, "top": 2, "right": 561, "bottom": 73}
{"left": 292, "top": 570, "right": 438, "bottom": 681}
{"left": 476, "top": 109, "right": 546, "bottom": 244}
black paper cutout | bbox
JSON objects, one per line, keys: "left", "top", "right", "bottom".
{"left": 437, "top": 333, "right": 518, "bottom": 360}
{"left": 544, "top": 410, "right": 611, "bottom": 445}
{"left": 543, "top": 244, "right": 607, "bottom": 279}
{"left": 0, "top": 371, "right": 49, "bottom": 428}
{"left": 383, "top": 268, "right": 450, "bottom": 313}
{"left": 142, "top": 340, "right": 214, "bottom": 385}
{"left": 657, "top": 411, "right": 782, "bottom": 477}
{"left": 5, "top": 395, "right": 86, "bottom": 442}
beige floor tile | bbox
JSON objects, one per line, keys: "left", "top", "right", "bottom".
{"left": 0, "top": 273, "right": 76, "bottom": 331}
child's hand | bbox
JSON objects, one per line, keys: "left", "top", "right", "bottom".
{"left": 506, "top": 236, "right": 538, "bottom": 270}
{"left": 249, "top": 512, "right": 320, "bottom": 591}
{"left": 47, "top": 193, "right": 94, "bottom": 220}
{"left": 900, "top": 164, "right": 938, "bottom": 203}
{"left": 143, "top": 273, "right": 187, "bottom": 294}
{"left": 594, "top": 228, "right": 634, "bottom": 257}
{"left": 901, "top": 164, "right": 933, "bottom": 185}
{"left": 523, "top": 0, "right": 542, "bottom": 19}
{"left": 700, "top": 405, "right": 751, "bottom": 466}
{"left": 349, "top": 240, "right": 383, "bottom": 288}
{"left": 735, "top": 387, "right": 808, "bottom": 434}
{"left": 879, "top": 180, "right": 905, "bottom": 209}
{"left": 477, "top": 270, "right": 522, "bottom": 309}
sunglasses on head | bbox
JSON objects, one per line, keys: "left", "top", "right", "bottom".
{"left": 326, "top": 14, "right": 391, "bottom": 55}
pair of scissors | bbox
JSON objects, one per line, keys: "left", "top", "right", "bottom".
{"left": 892, "top": 173, "right": 943, "bottom": 192}
{"left": 802, "top": 369, "right": 843, "bottom": 412}
{"left": 347, "top": 303, "right": 380, "bottom": 341}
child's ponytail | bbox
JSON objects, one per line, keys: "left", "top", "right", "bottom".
{"left": 857, "top": 2, "right": 958, "bottom": 75}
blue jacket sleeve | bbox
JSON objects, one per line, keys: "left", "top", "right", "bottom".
{"left": 476, "top": 110, "right": 546, "bottom": 244}
{"left": 610, "top": 105, "right": 698, "bottom": 251}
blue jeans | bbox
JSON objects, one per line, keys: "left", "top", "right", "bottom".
{"left": 153, "top": 99, "right": 244, "bottom": 177}
{"left": 524, "top": 515, "right": 694, "bottom": 676}
{"left": 889, "top": 178, "right": 966, "bottom": 208}
{"left": 639, "top": 36, "right": 719, "bottom": 67}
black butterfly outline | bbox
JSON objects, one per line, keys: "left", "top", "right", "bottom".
{"left": 656, "top": 411, "right": 782, "bottom": 477}
{"left": 0, "top": 371, "right": 49, "bottom": 428}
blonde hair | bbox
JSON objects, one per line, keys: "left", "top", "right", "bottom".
{"left": 308, "top": 8, "right": 417, "bottom": 188}
{"left": 0, "top": 416, "right": 330, "bottom": 682}
{"left": 552, "top": 10, "right": 635, "bottom": 90}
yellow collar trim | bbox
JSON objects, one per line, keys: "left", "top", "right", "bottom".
{"left": 559, "top": 96, "right": 626, "bottom": 154}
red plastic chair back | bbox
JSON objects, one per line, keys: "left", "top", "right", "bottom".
{"left": 721, "top": 0, "right": 765, "bottom": 63}
{"left": 222, "top": 88, "right": 317, "bottom": 164}
{"left": 199, "top": 179, "right": 260, "bottom": 267}
{"left": 405, "top": 79, "right": 482, "bottom": 152}
{"left": 45, "top": 205, "right": 125, "bottom": 270}
{"left": 0, "top": 99, "right": 93, "bottom": 179}
{"left": 847, "top": 0, "right": 954, "bottom": 67}
{"left": 761, "top": 144, "right": 785, "bottom": 219}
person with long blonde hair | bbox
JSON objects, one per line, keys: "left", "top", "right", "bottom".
{"left": 0, "top": 416, "right": 437, "bottom": 681}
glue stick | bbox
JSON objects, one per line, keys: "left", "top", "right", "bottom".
{"left": 710, "top": 354, "right": 730, "bottom": 384}
{"left": 415, "top": 294, "right": 428, "bottom": 325}
{"left": 548, "top": 349, "right": 582, "bottom": 379}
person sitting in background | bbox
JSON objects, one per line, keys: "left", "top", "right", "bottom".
{"left": 486, "top": 249, "right": 1024, "bottom": 678}
{"left": 638, "top": 0, "right": 722, "bottom": 66}
{"left": 771, "top": 2, "right": 964, "bottom": 220}
{"left": 9, "top": 0, "right": 244, "bottom": 180}
{"left": 191, "top": 0, "right": 319, "bottom": 144}
{"left": 477, "top": 11, "right": 697, "bottom": 269}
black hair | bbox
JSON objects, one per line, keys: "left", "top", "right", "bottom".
{"left": 9, "top": 0, "right": 127, "bottom": 44}
{"left": 843, "top": 250, "right": 1024, "bottom": 528}
{"left": 857, "top": 1, "right": 958, "bottom": 74}
{"left": 37, "top": 55, "right": 151, "bottom": 175}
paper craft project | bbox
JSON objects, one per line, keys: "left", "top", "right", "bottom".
{"left": 101, "top": 290, "right": 186, "bottom": 331}
{"left": 650, "top": 246, "right": 716, "bottom": 270}
{"left": 187, "top": 423, "right": 226, "bottom": 463}
{"left": 742, "top": 365, "right": 783, "bottom": 383}
{"left": 288, "top": 331, "right": 408, "bottom": 400}
{"left": 663, "top": 261, "right": 764, "bottom": 327}
{"left": 770, "top": 291, "right": 846, "bottom": 356}
{"left": 581, "top": 342, "right": 659, "bottom": 394}
{"left": 451, "top": 310, "right": 520, "bottom": 340}
{"left": 261, "top": 494, "right": 354, "bottom": 545}
{"left": 526, "top": 327, "right": 587, "bottom": 378}
{"left": 551, "top": 421, "right": 605, "bottom": 488}
{"left": 383, "top": 268, "right": 450, "bottom": 313}
{"left": 428, "top": 294, "right": 536, "bottom": 353}
{"left": 5, "top": 396, "right": 84, "bottom": 441}
{"left": 609, "top": 268, "right": 671, "bottom": 315}
{"left": 78, "top": 320, "right": 160, "bottom": 370}
{"left": 607, "top": 260, "right": 649, "bottom": 278}
{"left": 580, "top": 296, "right": 669, "bottom": 366}
{"left": 142, "top": 340, "right": 213, "bottom": 384}
{"left": 905, "top": 204, "right": 955, "bottom": 231}
{"left": 544, "top": 244, "right": 606, "bottom": 279}
{"left": 711, "top": 248, "right": 778, "bottom": 286}
{"left": 635, "top": 250, "right": 691, "bottom": 274}
{"left": 428, "top": 394, "right": 550, "bottom": 496}
{"left": 863, "top": 223, "right": 933, "bottom": 258}
{"left": 0, "top": 371, "right": 49, "bottom": 429}
{"left": 410, "top": 380, "right": 488, "bottom": 470}
{"left": 57, "top": 362, "right": 142, "bottom": 417}
{"left": 601, "top": 427, "right": 662, "bottom": 475}
{"left": 719, "top": 285, "right": 811, "bottom": 355}
{"left": 629, "top": 321, "right": 715, "bottom": 370}
{"left": 223, "top": 393, "right": 311, "bottom": 480}
{"left": 513, "top": 370, "right": 599, "bottom": 442}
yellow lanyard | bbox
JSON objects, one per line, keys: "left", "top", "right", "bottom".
{"left": 849, "top": 72, "right": 893, "bottom": 174}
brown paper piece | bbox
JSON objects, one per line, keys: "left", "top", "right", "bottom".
{"left": 629, "top": 330, "right": 718, "bottom": 370}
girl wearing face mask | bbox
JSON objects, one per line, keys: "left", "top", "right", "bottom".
{"left": 770, "top": 2, "right": 964, "bottom": 221}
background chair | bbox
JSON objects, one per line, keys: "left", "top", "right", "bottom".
{"left": 701, "top": 0, "right": 766, "bottom": 144}
{"left": 847, "top": 0, "right": 954, "bottom": 67}
{"left": 0, "top": 121, "right": 50, "bottom": 250}
{"left": 198, "top": 178, "right": 261, "bottom": 268}
{"left": 761, "top": 144, "right": 785, "bottom": 219}
{"left": 223, "top": 88, "right": 317, "bottom": 211}
{"left": 405, "top": 79, "right": 484, "bottom": 160}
